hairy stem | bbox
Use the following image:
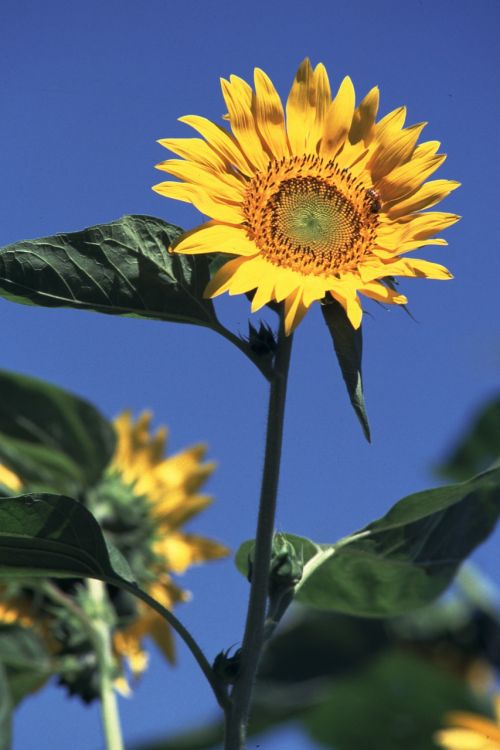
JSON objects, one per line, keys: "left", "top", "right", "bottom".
{"left": 224, "top": 318, "right": 293, "bottom": 749}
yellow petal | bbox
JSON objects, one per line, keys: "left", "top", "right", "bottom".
{"left": 179, "top": 115, "right": 254, "bottom": 177}
{"left": 155, "top": 159, "right": 245, "bottom": 200}
{"left": 253, "top": 68, "right": 289, "bottom": 159}
{"left": 157, "top": 137, "right": 226, "bottom": 171}
{"left": 0, "top": 464, "right": 22, "bottom": 491}
{"left": 398, "top": 211, "right": 460, "bottom": 241}
{"left": 349, "top": 86, "right": 379, "bottom": 145}
{"left": 221, "top": 76, "right": 270, "bottom": 171}
{"left": 156, "top": 533, "right": 228, "bottom": 574}
{"left": 375, "top": 106, "right": 407, "bottom": 141}
{"left": 369, "top": 122, "right": 427, "bottom": 183}
{"left": 358, "top": 281, "right": 407, "bottom": 305}
{"left": 328, "top": 286, "right": 363, "bottom": 329}
{"left": 283, "top": 288, "right": 308, "bottom": 335}
{"left": 204, "top": 255, "right": 254, "bottom": 298}
{"left": 174, "top": 223, "right": 258, "bottom": 257}
{"left": 386, "top": 257, "right": 453, "bottom": 280}
{"left": 250, "top": 276, "right": 275, "bottom": 312}
{"left": 444, "top": 712, "right": 500, "bottom": 742}
{"left": 321, "top": 76, "right": 356, "bottom": 158}
{"left": 286, "top": 58, "right": 324, "bottom": 154}
{"left": 386, "top": 179, "right": 461, "bottom": 218}
{"left": 435, "top": 728, "right": 500, "bottom": 749}
{"left": 152, "top": 181, "right": 244, "bottom": 224}
{"left": 377, "top": 153, "right": 447, "bottom": 202}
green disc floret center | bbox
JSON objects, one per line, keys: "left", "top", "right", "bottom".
{"left": 271, "top": 177, "right": 360, "bottom": 260}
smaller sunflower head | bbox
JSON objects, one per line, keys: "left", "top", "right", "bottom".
{"left": 154, "top": 59, "right": 459, "bottom": 334}
{"left": 0, "top": 411, "right": 228, "bottom": 688}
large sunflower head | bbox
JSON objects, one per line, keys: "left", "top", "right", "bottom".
{"left": 154, "top": 59, "right": 459, "bottom": 334}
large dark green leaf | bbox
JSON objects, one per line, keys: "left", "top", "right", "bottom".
{"left": 321, "top": 300, "right": 370, "bottom": 442}
{"left": 0, "top": 369, "right": 115, "bottom": 494}
{"left": 236, "top": 468, "right": 500, "bottom": 616}
{"left": 0, "top": 215, "right": 216, "bottom": 328}
{"left": 305, "top": 650, "right": 487, "bottom": 750}
{"left": 0, "top": 493, "right": 133, "bottom": 583}
{"left": 437, "top": 396, "right": 500, "bottom": 481}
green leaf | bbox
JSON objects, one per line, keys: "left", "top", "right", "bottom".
{"left": 236, "top": 468, "right": 500, "bottom": 616}
{"left": 305, "top": 650, "right": 488, "bottom": 750}
{"left": 0, "top": 369, "right": 115, "bottom": 495}
{"left": 0, "top": 493, "right": 131, "bottom": 583}
{"left": 0, "top": 665, "right": 12, "bottom": 750}
{"left": 437, "top": 396, "right": 500, "bottom": 481}
{"left": 0, "top": 215, "right": 217, "bottom": 329}
{"left": 321, "top": 300, "right": 370, "bottom": 442}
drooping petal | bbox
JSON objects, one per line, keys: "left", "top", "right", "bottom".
{"left": 358, "top": 281, "right": 407, "bottom": 305}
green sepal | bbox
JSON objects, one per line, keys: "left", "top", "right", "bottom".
{"left": 320, "top": 299, "right": 370, "bottom": 442}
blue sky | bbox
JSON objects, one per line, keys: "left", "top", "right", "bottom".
{"left": 1, "top": 0, "right": 500, "bottom": 748}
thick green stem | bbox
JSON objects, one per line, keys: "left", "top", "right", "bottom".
{"left": 224, "top": 318, "right": 293, "bottom": 750}
{"left": 86, "top": 578, "right": 124, "bottom": 750}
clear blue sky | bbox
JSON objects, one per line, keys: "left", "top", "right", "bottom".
{"left": 1, "top": 1, "right": 499, "bottom": 748}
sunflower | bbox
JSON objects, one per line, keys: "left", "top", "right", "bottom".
{"left": 0, "top": 412, "right": 228, "bottom": 680}
{"left": 154, "top": 59, "right": 459, "bottom": 334}
{"left": 106, "top": 411, "right": 228, "bottom": 676}
{"left": 435, "top": 696, "right": 500, "bottom": 749}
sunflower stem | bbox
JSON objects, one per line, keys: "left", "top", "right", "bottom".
{"left": 224, "top": 315, "right": 293, "bottom": 750}
{"left": 86, "top": 578, "right": 124, "bottom": 750}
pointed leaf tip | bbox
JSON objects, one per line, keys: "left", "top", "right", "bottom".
{"left": 321, "top": 300, "right": 371, "bottom": 442}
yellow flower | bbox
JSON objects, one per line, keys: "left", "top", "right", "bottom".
{"left": 0, "top": 411, "right": 228, "bottom": 680}
{"left": 109, "top": 411, "right": 228, "bottom": 676}
{"left": 435, "top": 696, "right": 500, "bottom": 749}
{"left": 154, "top": 59, "right": 459, "bottom": 334}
